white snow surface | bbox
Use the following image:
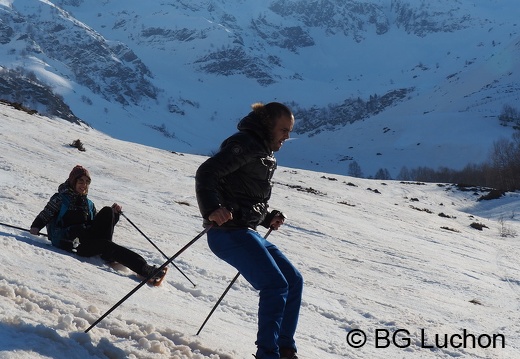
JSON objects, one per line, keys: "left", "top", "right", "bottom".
{"left": 1, "top": 104, "right": 520, "bottom": 358}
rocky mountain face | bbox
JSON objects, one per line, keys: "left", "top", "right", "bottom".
{"left": 0, "top": 0, "right": 517, "bottom": 176}
{"left": 0, "top": 0, "right": 158, "bottom": 110}
{"left": 0, "top": 67, "right": 83, "bottom": 124}
{"left": 293, "top": 87, "right": 413, "bottom": 135}
{"left": 0, "top": 1, "right": 491, "bottom": 114}
{"left": 390, "top": 0, "right": 479, "bottom": 36}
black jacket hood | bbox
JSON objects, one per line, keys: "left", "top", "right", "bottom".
{"left": 237, "top": 111, "right": 271, "bottom": 149}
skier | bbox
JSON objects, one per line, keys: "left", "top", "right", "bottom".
{"left": 30, "top": 165, "right": 167, "bottom": 285}
{"left": 196, "top": 102, "right": 303, "bottom": 359}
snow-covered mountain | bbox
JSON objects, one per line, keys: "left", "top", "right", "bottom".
{"left": 2, "top": 102, "right": 520, "bottom": 359}
{"left": 0, "top": 0, "right": 519, "bottom": 177}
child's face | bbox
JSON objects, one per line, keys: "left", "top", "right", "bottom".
{"left": 75, "top": 176, "right": 91, "bottom": 195}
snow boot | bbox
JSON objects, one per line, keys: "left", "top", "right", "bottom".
{"left": 279, "top": 347, "right": 298, "bottom": 359}
{"left": 142, "top": 265, "right": 168, "bottom": 286}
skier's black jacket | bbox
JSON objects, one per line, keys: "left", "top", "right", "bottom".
{"left": 196, "top": 112, "right": 280, "bottom": 229}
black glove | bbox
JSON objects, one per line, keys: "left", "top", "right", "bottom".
{"left": 261, "top": 210, "right": 287, "bottom": 228}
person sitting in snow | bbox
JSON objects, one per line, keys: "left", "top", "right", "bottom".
{"left": 30, "top": 165, "right": 167, "bottom": 285}
{"left": 195, "top": 102, "right": 303, "bottom": 359}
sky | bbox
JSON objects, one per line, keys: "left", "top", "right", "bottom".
{"left": 2, "top": 103, "right": 520, "bottom": 358}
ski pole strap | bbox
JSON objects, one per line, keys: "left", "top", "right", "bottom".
{"left": 0, "top": 222, "right": 48, "bottom": 237}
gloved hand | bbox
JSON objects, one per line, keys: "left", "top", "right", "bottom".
{"left": 111, "top": 203, "right": 122, "bottom": 214}
{"left": 262, "top": 210, "right": 287, "bottom": 230}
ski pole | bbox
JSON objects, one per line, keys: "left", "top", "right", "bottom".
{"left": 0, "top": 222, "right": 48, "bottom": 237}
{"left": 196, "top": 228, "right": 272, "bottom": 335}
{"left": 121, "top": 212, "right": 196, "bottom": 287}
{"left": 85, "top": 224, "right": 212, "bottom": 333}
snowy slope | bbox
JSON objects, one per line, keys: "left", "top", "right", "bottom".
{"left": 1, "top": 104, "right": 520, "bottom": 358}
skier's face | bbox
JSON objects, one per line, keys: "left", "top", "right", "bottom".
{"left": 75, "top": 176, "right": 90, "bottom": 195}
{"left": 270, "top": 114, "right": 294, "bottom": 152}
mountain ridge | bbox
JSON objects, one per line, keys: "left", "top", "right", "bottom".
{"left": 0, "top": 0, "right": 518, "bottom": 177}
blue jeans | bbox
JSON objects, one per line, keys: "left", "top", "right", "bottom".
{"left": 207, "top": 228, "right": 303, "bottom": 359}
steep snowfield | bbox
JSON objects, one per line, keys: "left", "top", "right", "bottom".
{"left": 1, "top": 104, "right": 520, "bottom": 358}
